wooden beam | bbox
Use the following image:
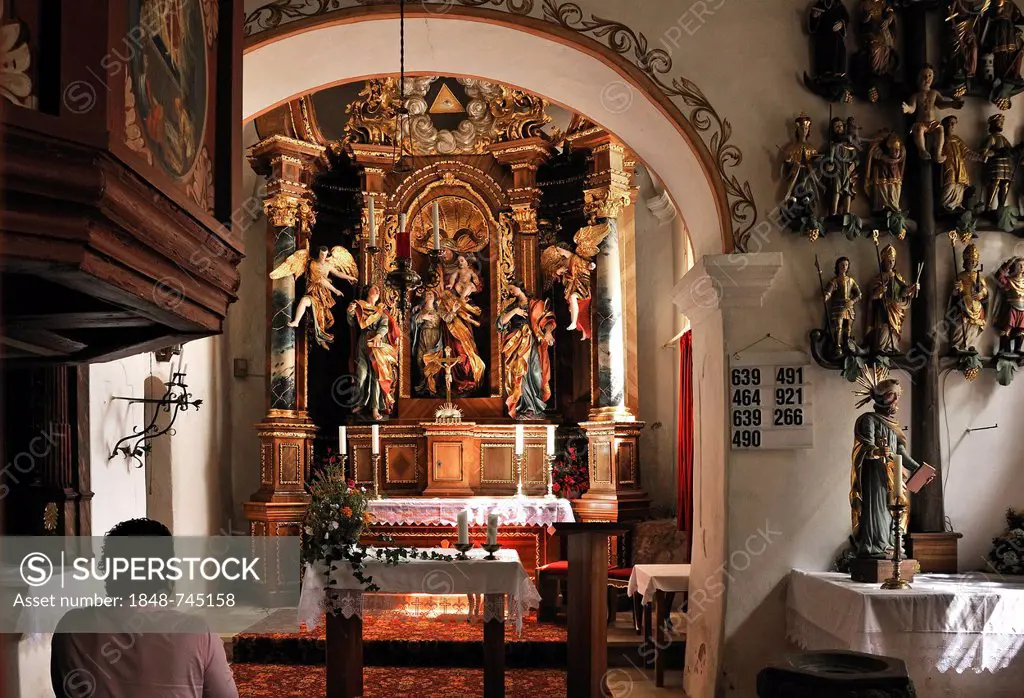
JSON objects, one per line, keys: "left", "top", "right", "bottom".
{"left": 1, "top": 330, "right": 86, "bottom": 356}
{"left": 5, "top": 312, "right": 151, "bottom": 330}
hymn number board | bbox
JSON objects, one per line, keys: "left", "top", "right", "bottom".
{"left": 729, "top": 350, "right": 813, "bottom": 450}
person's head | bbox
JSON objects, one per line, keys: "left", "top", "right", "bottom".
{"left": 102, "top": 518, "right": 174, "bottom": 597}
{"left": 830, "top": 117, "right": 845, "bottom": 138}
{"left": 457, "top": 255, "right": 469, "bottom": 269}
{"left": 888, "top": 134, "right": 904, "bottom": 156}
{"left": 795, "top": 114, "right": 812, "bottom": 139}
{"left": 963, "top": 244, "right": 979, "bottom": 271}
{"left": 881, "top": 244, "right": 897, "bottom": 271}
{"left": 508, "top": 281, "right": 526, "bottom": 302}
{"left": 873, "top": 378, "right": 903, "bottom": 414}
{"left": 835, "top": 256, "right": 850, "bottom": 275}
{"left": 367, "top": 285, "right": 380, "bottom": 304}
{"left": 942, "top": 114, "right": 958, "bottom": 133}
{"left": 423, "top": 289, "right": 436, "bottom": 307}
{"left": 318, "top": 246, "right": 329, "bottom": 261}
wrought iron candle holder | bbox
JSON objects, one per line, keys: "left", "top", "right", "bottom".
{"left": 454, "top": 543, "right": 472, "bottom": 560}
{"left": 881, "top": 502, "right": 911, "bottom": 590}
{"left": 482, "top": 543, "right": 502, "bottom": 560}
{"left": 384, "top": 257, "right": 423, "bottom": 313}
{"left": 109, "top": 372, "right": 202, "bottom": 468}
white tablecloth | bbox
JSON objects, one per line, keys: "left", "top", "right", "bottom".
{"left": 787, "top": 570, "right": 1024, "bottom": 681}
{"left": 367, "top": 497, "right": 574, "bottom": 528}
{"left": 299, "top": 547, "right": 540, "bottom": 634}
{"left": 627, "top": 564, "right": 691, "bottom": 605}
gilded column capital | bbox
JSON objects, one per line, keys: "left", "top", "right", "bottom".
{"left": 263, "top": 192, "right": 317, "bottom": 232}
{"left": 584, "top": 183, "right": 633, "bottom": 223}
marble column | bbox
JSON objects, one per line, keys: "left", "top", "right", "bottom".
{"left": 245, "top": 136, "right": 325, "bottom": 536}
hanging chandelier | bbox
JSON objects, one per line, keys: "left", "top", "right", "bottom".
{"left": 391, "top": 0, "right": 413, "bottom": 175}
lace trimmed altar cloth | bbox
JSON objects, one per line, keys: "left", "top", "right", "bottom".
{"left": 298, "top": 548, "right": 541, "bottom": 634}
{"left": 787, "top": 570, "right": 1024, "bottom": 695}
{"left": 366, "top": 497, "right": 574, "bottom": 528}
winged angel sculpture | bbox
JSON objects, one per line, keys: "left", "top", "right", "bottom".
{"left": 540, "top": 221, "right": 611, "bottom": 339}
{"left": 269, "top": 244, "right": 359, "bottom": 349}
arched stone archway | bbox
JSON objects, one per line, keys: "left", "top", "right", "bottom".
{"left": 242, "top": 12, "right": 733, "bottom": 698}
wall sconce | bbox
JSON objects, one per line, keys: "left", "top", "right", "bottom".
{"left": 108, "top": 372, "right": 202, "bottom": 468}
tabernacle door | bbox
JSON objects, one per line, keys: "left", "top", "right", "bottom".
{"left": 423, "top": 422, "right": 479, "bottom": 496}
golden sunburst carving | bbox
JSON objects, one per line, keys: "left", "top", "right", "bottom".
{"left": 409, "top": 195, "right": 490, "bottom": 254}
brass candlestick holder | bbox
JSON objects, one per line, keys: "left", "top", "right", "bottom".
{"left": 544, "top": 454, "right": 556, "bottom": 500}
{"left": 454, "top": 543, "right": 472, "bottom": 560}
{"left": 881, "top": 502, "right": 911, "bottom": 590}
{"left": 482, "top": 543, "right": 502, "bottom": 560}
{"left": 341, "top": 453, "right": 350, "bottom": 483}
{"left": 371, "top": 452, "right": 382, "bottom": 499}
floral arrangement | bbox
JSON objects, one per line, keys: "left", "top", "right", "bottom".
{"left": 302, "top": 450, "right": 461, "bottom": 591}
{"left": 551, "top": 436, "right": 589, "bottom": 499}
{"left": 987, "top": 508, "right": 1024, "bottom": 576}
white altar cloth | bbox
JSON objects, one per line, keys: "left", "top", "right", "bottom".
{"left": 299, "top": 548, "right": 541, "bottom": 634}
{"left": 367, "top": 496, "right": 574, "bottom": 528}
{"left": 627, "top": 564, "right": 691, "bottom": 606}
{"left": 787, "top": 569, "right": 1024, "bottom": 691}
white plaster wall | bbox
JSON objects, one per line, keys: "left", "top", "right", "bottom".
{"left": 89, "top": 337, "right": 231, "bottom": 536}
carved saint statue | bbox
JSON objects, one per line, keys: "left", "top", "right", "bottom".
{"left": 824, "top": 257, "right": 862, "bottom": 357}
{"left": 867, "top": 244, "right": 919, "bottom": 354}
{"left": 819, "top": 117, "right": 860, "bottom": 217}
{"left": 780, "top": 115, "right": 820, "bottom": 223}
{"left": 983, "top": 0, "right": 1024, "bottom": 82}
{"left": 861, "top": 0, "right": 898, "bottom": 87}
{"left": 269, "top": 244, "right": 359, "bottom": 349}
{"left": 447, "top": 254, "right": 482, "bottom": 301}
{"left": 995, "top": 256, "right": 1024, "bottom": 355}
{"left": 808, "top": 0, "right": 851, "bottom": 76}
{"left": 940, "top": 115, "right": 983, "bottom": 212}
{"left": 944, "top": 0, "right": 985, "bottom": 86}
{"left": 864, "top": 133, "right": 906, "bottom": 212}
{"left": 850, "top": 373, "right": 927, "bottom": 559}
{"left": 902, "top": 65, "right": 963, "bottom": 163}
{"left": 411, "top": 289, "right": 444, "bottom": 394}
{"left": 347, "top": 286, "right": 400, "bottom": 420}
{"left": 540, "top": 221, "right": 612, "bottom": 339}
{"left": 980, "top": 113, "right": 1019, "bottom": 211}
{"left": 950, "top": 243, "right": 989, "bottom": 352}
{"left": 498, "top": 282, "right": 556, "bottom": 419}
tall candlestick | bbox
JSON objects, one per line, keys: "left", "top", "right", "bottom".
{"left": 486, "top": 513, "right": 498, "bottom": 546}
{"left": 890, "top": 454, "right": 904, "bottom": 506}
{"left": 368, "top": 195, "right": 377, "bottom": 248}
{"left": 371, "top": 423, "right": 380, "bottom": 455}
{"left": 457, "top": 509, "right": 469, "bottom": 546}
{"left": 338, "top": 426, "right": 347, "bottom": 455}
{"left": 432, "top": 201, "right": 440, "bottom": 250}
{"left": 514, "top": 423, "right": 524, "bottom": 455}
{"left": 399, "top": 212, "right": 407, "bottom": 232}
{"left": 546, "top": 425, "right": 555, "bottom": 456}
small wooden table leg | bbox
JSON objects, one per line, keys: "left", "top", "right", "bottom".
{"left": 642, "top": 601, "right": 653, "bottom": 666}
{"left": 483, "top": 593, "right": 506, "bottom": 698}
{"left": 326, "top": 611, "right": 363, "bottom": 698}
{"left": 654, "top": 590, "right": 667, "bottom": 688}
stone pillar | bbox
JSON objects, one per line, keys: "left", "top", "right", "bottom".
{"left": 245, "top": 136, "right": 325, "bottom": 536}
{"left": 489, "top": 137, "right": 552, "bottom": 296}
{"left": 672, "top": 253, "right": 783, "bottom": 698}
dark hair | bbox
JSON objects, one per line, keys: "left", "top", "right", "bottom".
{"left": 835, "top": 256, "right": 850, "bottom": 273}
{"left": 318, "top": 246, "right": 329, "bottom": 255}
{"left": 102, "top": 518, "right": 174, "bottom": 597}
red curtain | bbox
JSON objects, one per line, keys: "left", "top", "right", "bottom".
{"left": 677, "top": 331, "right": 694, "bottom": 541}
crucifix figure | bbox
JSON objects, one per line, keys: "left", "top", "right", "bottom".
{"left": 433, "top": 346, "right": 464, "bottom": 424}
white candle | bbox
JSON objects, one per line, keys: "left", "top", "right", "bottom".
{"left": 432, "top": 202, "right": 440, "bottom": 250}
{"left": 371, "top": 423, "right": 380, "bottom": 455}
{"left": 515, "top": 423, "right": 524, "bottom": 455}
{"left": 891, "top": 454, "right": 904, "bottom": 506}
{"left": 368, "top": 196, "right": 376, "bottom": 248}
{"left": 457, "top": 509, "right": 469, "bottom": 546}
{"left": 338, "top": 426, "right": 347, "bottom": 455}
{"left": 486, "top": 513, "right": 498, "bottom": 546}
{"left": 399, "top": 212, "right": 407, "bottom": 232}
{"left": 546, "top": 425, "right": 556, "bottom": 456}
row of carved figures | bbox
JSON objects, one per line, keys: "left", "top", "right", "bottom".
{"left": 780, "top": 98, "right": 1022, "bottom": 238}
{"left": 805, "top": 0, "right": 1024, "bottom": 109}
{"left": 267, "top": 222, "right": 614, "bottom": 421}
{"left": 815, "top": 243, "right": 1024, "bottom": 375}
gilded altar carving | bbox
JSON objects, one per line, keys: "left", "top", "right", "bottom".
{"left": 264, "top": 193, "right": 317, "bottom": 232}
{"left": 409, "top": 195, "right": 490, "bottom": 254}
{"left": 185, "top": 146, "right": 215, "bottom": 212}
{"left": 584, "top": 185, "right": 632, "bottom": 223}
{"left": 344, "top": 78, "right": 401, "bottom": 146}
{"left": 125, "top": 75, "right": 154, "bottom": 165}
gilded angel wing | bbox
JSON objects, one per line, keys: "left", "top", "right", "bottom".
{"left": 269, "top": 247, "right": 310, "bottom": 280}
{"left": 573, "top": 221, "right": 612, "bottom": 259}
{"left": 328, "top": 246, "right": 359, "bottom": 278}
{"left": 540, "top": 245, "right": 570, "bottom": 289}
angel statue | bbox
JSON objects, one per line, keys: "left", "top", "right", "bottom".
{"left": 540, "top": 221, "right": 611, "bottom": 339}
{"left": 347, "top": 286, "right": 400, "bottom": 420}
{"left": 269, "top": 244, "right": 359, "bottom": 349}
{"left": 498, "top": 281, "right": 556, "bottom": 419}
{"left": 850, "top": 370, "right": 930, "bottom": 559}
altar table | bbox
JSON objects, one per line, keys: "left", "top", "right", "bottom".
{"left": 787, "top": 570, "right": 1024, "bottom": 697}
{"left": 299, "top": 548, "right": 541, "bottom": 698}
{"left": 627, "top": 564, "right": 690, "bottom": 687}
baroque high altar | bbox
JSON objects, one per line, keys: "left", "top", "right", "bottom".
{"left": 243, "top": 77, "right": 649, "bottom": 571}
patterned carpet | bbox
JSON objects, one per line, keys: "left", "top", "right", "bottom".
{"left": 232, "top": 664, "right": 567, "bottom": 697}
{"left": 232, "top": 611, "right": 567, "bottom": 667}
